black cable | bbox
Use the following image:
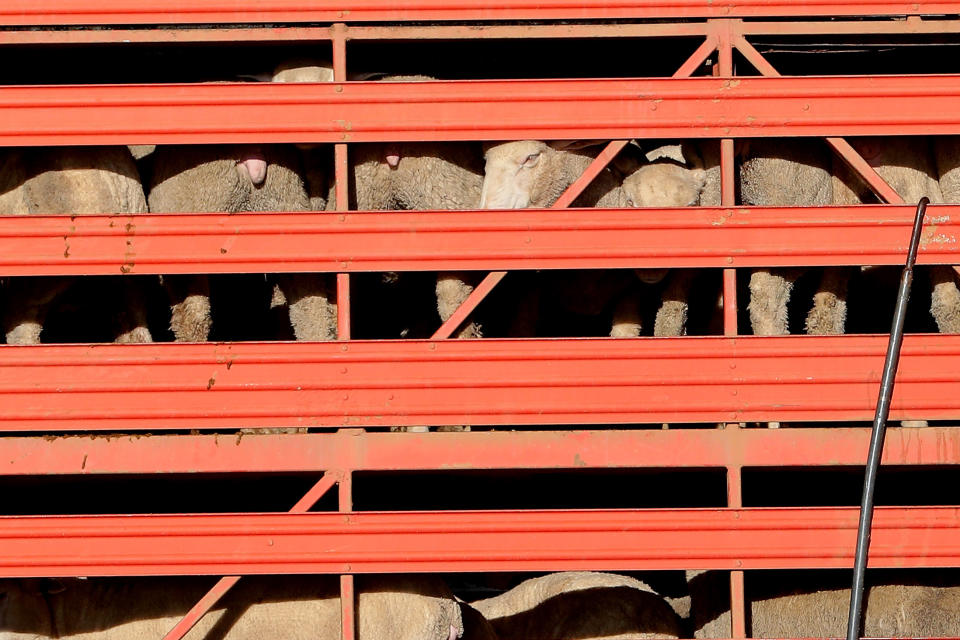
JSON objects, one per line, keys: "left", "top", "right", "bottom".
{"left": 845, "top": 196, "right": 928, "bottom": 640}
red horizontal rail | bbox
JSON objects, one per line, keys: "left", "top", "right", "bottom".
{"left": 0, "top": 335, "right": 959, "bottom": 431}
{"left": 0, "top": 507, "right": 957, "bottom": 576}
{"left": 5, "top": 75, "right": 960, "bottom": 146}
{"left": 3, "top": 1, "right": 958, "bottom": 25}
{"left": 4, "top": 427, "right": 960, "bottom": 476}
{"left": 2, "top": 206, "right": 958, "bottom": 276}
{"left": 4, "top": 20, "right": 960, "bottom": 46}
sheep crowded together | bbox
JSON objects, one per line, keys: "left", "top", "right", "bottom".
{"left": 4, "top": 63, "right": 960, "bottom": 637}
{"left": 4, "top": 568, "right": 960, "bottom": 639}
{"left": 4, "top": 61, "right": 958, "bottom": 345}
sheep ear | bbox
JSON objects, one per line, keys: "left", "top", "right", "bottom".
{"left": 645, "top": 143, "right": 687, "bottom": 164}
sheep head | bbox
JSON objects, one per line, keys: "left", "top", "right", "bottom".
{"left": 621, "top": 162, "right": 705, "bottom": 208}
{"left": 481, "top": 140, "right": 599, "bottom": 209}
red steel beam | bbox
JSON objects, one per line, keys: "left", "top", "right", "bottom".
{"left": 5, "top": 20, "right": 960, "bottom": 46}
{"left": 4, "top": 426, "right": 960, "bottom": 476}
{"left": 0, "top": 335, "right": 959, "bottom": 431}
{"left": 3, "top": 1, "right": 958, "bottom": 25}
{"left": 1, "top": 507, "right": 959, "bottom": 576}
{"left": 6, "top": 76, "right": 960, "bottom": 146}
{"left": 1, "top": 205, "right": 957, "bottom": 276}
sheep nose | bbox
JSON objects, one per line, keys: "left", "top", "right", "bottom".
{"left": 237, "top": 152, "right": 268, "bottom": 186}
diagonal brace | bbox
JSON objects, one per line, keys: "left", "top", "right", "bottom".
{"left": 732, "top": 35, "right": 903, "bottom": 205}
{"left": 161, "top": 471, "right": 341, "bottom": 640}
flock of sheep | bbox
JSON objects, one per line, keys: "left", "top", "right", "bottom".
{"left": 6, "top": 60, "right": 960, "bottom": 345}
{"left": 3, "top": 61, "right": 960, "bottom": 638}
{"left": 3, "top": 569, "right": 960, "bottom": 639}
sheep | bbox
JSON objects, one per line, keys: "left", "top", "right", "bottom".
{"left": 480, "top": 140, "right": 624, "bottom": 211}
{"left": 0, "top": 574, "right": 464, "bottom": 640}
{"left": 271, "top": 63, "right": 486, "bottom": 340}
{"left": 0, "top": 146, "right": 152, "bottom": 345}
{"left": 470, "top": 572, "right": 682, "bottom": 640}
{"left": 690, "top": 570, "right": 960, "bottom": 638}
{"left": 145, "top": 143, "right": 335, "bottom": 342}
{"left": 929, "top": 136, "right": 960, "bottom": 334}
{"left": 348, "top": 132, "right": 485, "bottom": 340}
{"left": 616, "top": 142, "right": 710, "bottom": 338}
{"left": 740, "top": 139, "right": 843, "bottom": 338}
{"left": 746, "top": 137, "right": 954, "bottom": 341}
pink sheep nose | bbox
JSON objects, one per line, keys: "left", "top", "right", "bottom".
{"left": 236, "top": 152, "right": 267, "bottom": 186}
{"left": 384, "top": 144, "right": 401, "bottom": 168}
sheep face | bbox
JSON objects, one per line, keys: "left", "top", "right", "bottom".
{"left": 480, "top": 140, "right": 555, "bottom": 209}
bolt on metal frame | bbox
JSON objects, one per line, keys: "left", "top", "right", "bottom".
{"left": 1, "top": 7, "right": 960, "bottom": 640}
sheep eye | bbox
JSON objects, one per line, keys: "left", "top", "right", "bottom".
{"left": 522, "top": 152, "right": 541, "bottom": 168}
{"left": 626, "top": 198, "right": 635, "bottom": 207}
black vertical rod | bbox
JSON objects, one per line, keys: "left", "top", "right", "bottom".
{"left": 846, "top": 197, "right": 928, "bottom": 640}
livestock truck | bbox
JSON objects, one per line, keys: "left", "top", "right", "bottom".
{"left": 1, "top": 1, "right": 960, "bottom": 639}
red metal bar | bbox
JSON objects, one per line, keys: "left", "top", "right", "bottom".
{"left": 2, "top": 507, "right": 960, "bottom": 576}
{"left": 720, "top": 140, "right": 738, "bottom": 334}
{"left": 341, "top": 574, "right": 356, "bottom": 640}
{"left": 722, "top": 270, "right": 738, "bottom": 336}
{"left": 333, "top": 29, "right": 352, "bottom": 342}
{"left": 0, "top": 335, "right": 959, "bottom": 431}
{"left": 6, "top": 20, "right": 960, "bottom": 47}
{"left": 337, "top": 273, "right": 352, "bottom": 341}
{"left": 726, "top": 457, "right": 747, "bottom": 639}
{"left": 7, "top": 76, "right": 960, "bottom": 146}
{"left": 431, "top": 271, "right": 507, "bottom": 340}
{"left": 2, "top": 205, "right": 955, "bottom": 276}
{"left": 4, "top": 1, "right": 957, "bottom": 25}
{"left": 5, "top": 426, "right": 960, "bottom": 476}
{"left": 339, "top": 470, "right": 355, "bottom": 640}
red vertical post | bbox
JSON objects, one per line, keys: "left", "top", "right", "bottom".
{"left": 727, "top": 428, "right": 747, "bottom": 638}
{"left": 339, "top": 470, "right": 356, "bottom": 640}
{"left": 718, "top": 20, "right": 745, "bottom": 636}
{"left": 332, "top": 23, "right": 351, "bottom": 341}
{"left": 717, "top": 20, "right": 737, "bottom": 337}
